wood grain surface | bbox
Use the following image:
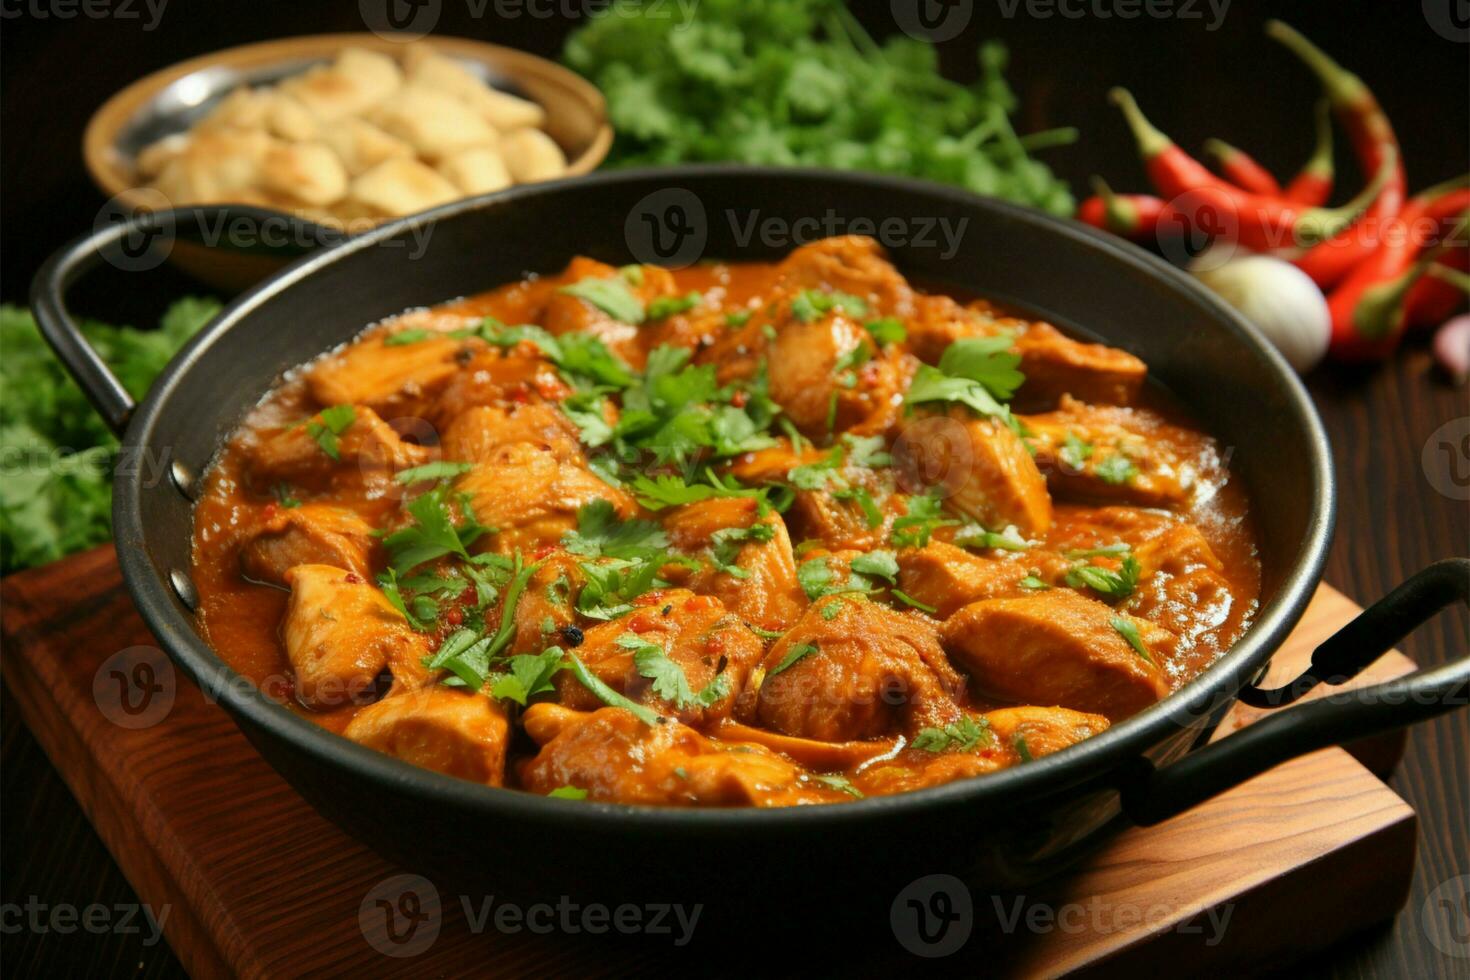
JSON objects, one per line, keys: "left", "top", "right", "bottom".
{"left": 0, "top": 545, "right": 1442, "bottom": 978}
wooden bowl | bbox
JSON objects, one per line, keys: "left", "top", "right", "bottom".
{"left": 83, "top": 33, "right": 612, "bottom": 291}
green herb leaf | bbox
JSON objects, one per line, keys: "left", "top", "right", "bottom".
{"left": 547, "top": 785, "right": 588, "bottom": 800}
{"left": 559, "top": 276, "right": 646, "bottom": 324}
{"left": 912, "top": 716, "right": 993, "bottom": 753}
{"left": 562, "top": 499, "right": 668, "bottom": 559}
{"left": 565, "top": 649, "right": 663, "bottom": 726}
{"left": 891, "top": 589, "right": 937, "bottom": 613}
{"left": 304, "top": 405, "right": 356, "bottom": 460}
{"left": 791, "top": 289, "right": 869, "bottom": 323}
{"left": 1110, "top": 616, "right": 1155, "bottom": 664}
{"left": 766, "top": 642, "right": 818, "bottom": 679}
{"left": 810, "top": 773, "right": 863, "bottom": 798}
{"left": 490, "top": 647, "right": 568, "bottom": 705}
{"left": 646, "top": 291, "right": 703, "bottom": 320}
{"left": 864, "top": 317, "right": 907, "bottom": 346}
{"left": 394, "top": 461, "right": 473, "bottom": 485}
{"left": 1094, "top": 453, "right": 1138, "bottom": 485}
{"left": 382, "top": 484, "right": 487, "bottom": 574}
{"left": 1064, "top": 555, "right": 1141, "bottom": 601}
{"left": 384, "top": 328, "right": 433, "bottom": 346}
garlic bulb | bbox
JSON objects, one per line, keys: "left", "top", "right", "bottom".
{"left": 1190, "top": 253, "right": 1331, "bottom": 372}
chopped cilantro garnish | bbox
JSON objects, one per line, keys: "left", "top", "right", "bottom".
{"left": 912, "top": 716, "right": 993, "bottom": 753}
{"left": 1110, "top": 616, "right": 1155, "bottom": 664}
{"left": 766, "top": 642, "right": 818, "bottom": 678}
{"left": 384, "top": 328, "right": 432, "bottom": 346}
{"left": 904, "top": 337, "right": 1024, "bottom": 428}
{"left": 394, "top": 461, "right": 473, "bottom": 485}
{"left": 547, "top": 785, "right": 588, "bottom": 800}
{"left": 272, "top": 483, "right": 300, "bottom": 508}
{"left": 1018, "top": 575, "right": 1050, "bottom": 591}
{"left": 891, "top": 589, "right": 937, "bottom": 614}
{"left": 953, "top": 524, "right": 1031, "bottom": 552}
{"left": 489, "top": 647, "right": 568, "bottom": 705}
{"left": 378, "top": 567, "right": 436, "bottom": 632}
{"left": 1014, "top": 734, "right": 1034, "bottom": 762}
{"left": 559, "top": 276, "right": 646, "bottom": 324}
{"left": 791, "top": 289, "right": 868, "bottom": 323}
{"left": 646, "top": 291, "right": 703, "bottom": 320}
{"left": 864, "top": 317, "right": 907, "bottom": 346}
{"left": 1058, "top": 432, "right": 1093, "bottom": 471}
{"left": 890, "top": 494, "right": 957, "bottom": 548}
{"left": 1064, "top": 542, "right": 1131, "bottom": 558}
{"left": 1065, "top": 555, "right": 1141, "bottom": 601}
{"left": 1095, "top": 453, "right": 1138, "bottom": 485}
{"left": 382, "top": 483, "right": 488, "bottom": 574}
{"left": 565, "top": 650, "right": 662, "bottom": 726}
{"left": 841, "top": 433, "right": 891, "bottom": 468}
{"left": 725, "top": 310, "right": 752, "bottom": 328}
{"left": 849, "top": 549, "right": 898, "bottom": 583}
{"left": 810, "top": 773, "right": 863, "bottom": 798}
{"left": 304, "top": 405, "right": 355, "bottom": 460}
{"left": 622, "top": 633, "right": 729, "bottom": 710}
{"left": 562, "top": 499, "right": 668, "bottom": 559}
{"left": 426, "top": 629, "right": 495, "bottom": 690}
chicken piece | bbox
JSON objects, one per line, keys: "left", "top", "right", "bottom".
{"left": 247, "top": 406, "right": 431, "bottom": 490}
{"left": 745, "top": 595, "right": 966, "bottom": 742}
{"left": 429, "top": 346, "right": 572, "bottom": 429}
{"left": 304, "top": 329, "right": 472, "bottom": 420}
{"left": 537, "top": 257, "right": 678, "bottom": 365}
{"left": 282, "top": 565, "right": 428, "bottom": 709}
{"left": 940, "top": 590, "right": 1173, "bottom": 721}
{"left": 724, "top": 439, "right": 833, "bottom": 484}
{"left": 1129, "top": 522, "right": 1238, "bottom": 655}
{"left": 510, "top": 551, "right": 584, "bottom": 656}
{"left": 786, "top": 480, "right": 908, "bottom": 553}
{"left": 519, "top": 704, "right": 851, "bottom": 807}
{"left": 240, "top": 504, "right": 375, "bottom": 586}
{"left": 554, "top": 590, "right": 763, "bottom": 727}
{"left": 854, "top": 744, "right": 1007, "bottom": 797}
{"left": 344, "top": 685, "right": 510, "bottom": 784}
{"left": 662, "top": 498, "right": 807, "bottom": 632}
{"left": 765, "top": 315, "right": 912, "bottom": 438}
{"left": 1021, "top": 395, "right": 1200, "bottom": 508}
{"left": 456, "top": 442, "right": 636, "bottom": 554}
{"left": 894, "top": 408, "right": 1053, "bottom": 537}
{"left": 895, "top": 540, "right": 1033, "bottom": 618}
{"left": 902, "top": 297, "right": 1145, "bottom": 409}
{"left": 983, "top": 705, "right": 1111, "bottom": 760}
{"left": 440, "top": 403, "right": 582, "bottom": 464}
{"left": 774, "top": 236, "right": 915, "bottom": 317}
{"left": 1012, "top": 322, "right": 1146, "bottom": 409}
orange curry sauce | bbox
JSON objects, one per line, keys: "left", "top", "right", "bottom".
{"left": 192, "top": 237, "right": 1259, "bottom": 806}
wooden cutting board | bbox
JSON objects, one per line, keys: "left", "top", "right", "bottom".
{"left": 0, "top": 546, "right": 1419, "bottom": 979}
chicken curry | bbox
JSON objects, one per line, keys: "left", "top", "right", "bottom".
{"left": 192, "top": 236, "right": 1260, "bottom": 806}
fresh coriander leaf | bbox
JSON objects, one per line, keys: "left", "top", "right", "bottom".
{"left": 484, "top": 553, "right": 541, "bottom": 660}
{"left": 646, "top": 291, "right": 703, "bottom": 320}
{"left": 767, "top": 642, "right": 818, "bottom": 679}
{"left": 891, "top": 589, "right": 938, "bottom": 614}
{"left": 840, "top": 433, "right": 891, "bottom": 468}
{"left": 1014, "top": 734, "right": 1034, "bottom": 762}
{"left": 937, "top": 336, "right": 1024, "bottom": 401}
{"left": 849, "top": 487, "right": 883, "bottom": 529}
{"left": 272, "top": 483, "right": 301, "bottom": 508}
{"left": 1018, "top": 575, "right": 1050, "bottom": 591}
{"left": 747, "top": 624, "right": 786, "bottom": 641}
{"left": 562, "top": 499, "right": 668, "bottom": 559}
{"left": 619, "top": 264, "right": 645, "bottom": 286}
{"left": 1094, "top": 454, "right": 1138, "bottom": 485}
{"left": 624, "top": 633, "right": 729, "bottom": 710}
{"left": 725, "top": 310, "right": 752, "bottom": 328}
{"left": 890, "top": 494, "right": 957, "bottom": 548}
{"left": 796, "top": 557, "right": 836, "bottom": 599}
{"left": 912, "top": 716, "right": 993, "bottom": 753}
{"left": 791, "top": 289, "right": 869, "bottom": 323}
{"left": 811, "top": 773, "right": 863, "bottom": 798}
{"left": 559, "top": 276, "right": 646, "bottom": 324}
{"left": 563, "top": 396, "right": 616, "bottom": 447}
{"left": 1064, "top": 542, "right": 1131, "bottom": 558}
{"left": 864, "top": 317, "right": 907, "bottom": 346}
{"left": 849, "top": 549, "right": 898, "bottom": 583}
{"left": 1110, "top": 616, "right": 1155, "bottom": 664}
{"left": 953, "top": 524, "right": 1030, "bottom": 552}
{"left": 1059, "top": 432, "right": 1093, "bottom": 471}
{"left": 378, "top": 567, "right": 433, "bottom": 632}
{"left": 547, "top": 785, "right": 588, "bottom": 800}
{"left": 384, "top": 328, "right": 432, "bottom": 346}
{"left": 394, "top": 461, "right": 473, "bottom": 485}
{"left": 382, "top": 483, "right": 487, "bottom": 573}
{"left": 905, "top": 364, "right": 1014, "bottom": 425}
{"left": 1064, "top": 555, "right": 1141, "bottom": 601}
{"left": 819, "top": 601, "right": 843, "bottom": 620}
{"left": 426, "top": 629, "right": 494, "bottom": 690}
{"left": 490, "top": 647, "right": 568, "bottom": 705}
{"left": 565, "top": 649, "right": 662, "bottom": 725}
{"left": 304, "top": 405, "right": 355, "bottom": 460}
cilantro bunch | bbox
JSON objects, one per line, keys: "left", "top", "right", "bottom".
{"left": 563, "top": 0, "right": 1075, "bottom": 215}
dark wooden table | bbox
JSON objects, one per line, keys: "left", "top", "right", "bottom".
{"left": 3, "top": 2, "right": 1466, "bottom": 977}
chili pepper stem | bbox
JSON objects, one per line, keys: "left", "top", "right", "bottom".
{"left": 1265, "top": 20, "right": 1369, "bottom": 108}
{"left": 1302, "top": 100, "right": 1334, "bottom": 178}
{"left": 1090, "top": 176, "right": 1138, "bottom": 232}
{"left": 1108, "top": 88, "right": 1172, "bottom": 159}
{"left": 1295, "top": 146, "right": 1397, "bottom": 244}
{"left": 1427, "top": 263, "right": 1470, "bottom": 294}
{"left": 1354, "top": 213, "right": 1470, "bottom": 339}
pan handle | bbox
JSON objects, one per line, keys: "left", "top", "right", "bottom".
{"left": 30, "top": 205, "right": 333, "bottom": 436}
{"left": 1120, "top": 558, "right": 1469, "bottom": 825}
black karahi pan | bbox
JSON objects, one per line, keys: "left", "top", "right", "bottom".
{"left": 31, "top": 168, "right": 1468, "bottom": 931}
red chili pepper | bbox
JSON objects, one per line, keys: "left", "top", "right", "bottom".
{"left": 1267, "top": 21, "right": 1407, "bottom": 289}
{"left": 1204, "top": 139, "right": 1282, "bottom": 197}
{"left": 1405, "top": 246, "right": 1470, "bottom": 331}
{"left": 1327, "top": 206, "right": 1469, "bottom": 361}
{"left": 1076, "top": 177, "right": 1171, "bottom": 243}
{"left": 1283, "top": 99, "right": 1335, "bottom": 206}
{"left": 1110, "top": 88, "right": 1391, "bottom": 253}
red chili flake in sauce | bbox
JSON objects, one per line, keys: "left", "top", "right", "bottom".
{"left": 532, "top": 543, "right": 557, "bottom": 560}
{"left": 459, "top": 586, "right": 478, "bottom": 605}
{"left": 683, "top": 595, "right": 720, "bottom": 613}
{"left": 511, "top": 385, "right": 531, "bottom": 403}
{"left": 264, "top": 676, "right": 292, "bottom": 701}
{"left": 626, "top": 611, "right": 659, "bottom": 633}
{"left": 343, "top": 573, "right": 362, "bottom": 584}
{"left": 705, "top": 631, "right": 727, "bottom": 655}
{"left": 445, "top": 607, "right": 464, "bottom": 626}
{"left": 730, "top": 390, "right": 749, "bottom": 408}
{"left": 261, "top": 503, "right": 279, "bottom": 522}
